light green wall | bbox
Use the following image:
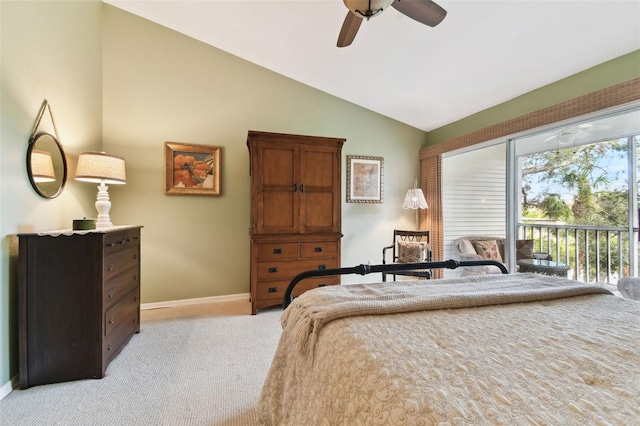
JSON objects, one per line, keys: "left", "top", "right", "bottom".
{"left": 1, "top": 0, "right": 637, "bottom": 395}
{"left": 0, "top": 0, "right": 103, "bottom": 393}
{"left": 102, "top": 5, "right": 427, "bottom": 303}
{"left": 425, "top": 50, "right": 640, "bottom": 145}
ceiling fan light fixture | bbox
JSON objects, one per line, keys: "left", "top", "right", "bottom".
{"left": 344, "top": 0, "right": 394, "bottom": 19}
{"left": 557, "top": 129, "right": 576, "bottom": 145}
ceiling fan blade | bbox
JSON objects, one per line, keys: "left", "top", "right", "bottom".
{"left": 337, "top": 11, "right": 363, "bottom": 47}
{"left": 391, "top": 0, "right": 447, "bottom": 27}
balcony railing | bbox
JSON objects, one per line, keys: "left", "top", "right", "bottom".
{"left": 518, "top": 223, "right": 631, "bottom": 284}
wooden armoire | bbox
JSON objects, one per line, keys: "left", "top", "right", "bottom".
{"left": 247, "top": 131, "right": 345, "bottom": 314}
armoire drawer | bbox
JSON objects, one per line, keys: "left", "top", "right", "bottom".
{"left": 256, "top": 258, "right": 338, "bottom": 281}
{"left": 300, "top": 241, "right": 338, "bottom": 258}
{"left": 256, "top": 243, "right": 299, "bottom": 260}
{"left": 256, "top": 276, "right": 340, "bottom": 300}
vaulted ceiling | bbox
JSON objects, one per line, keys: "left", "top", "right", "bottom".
{"left": 105, "top": 0, "right": 640, "bottom": 132}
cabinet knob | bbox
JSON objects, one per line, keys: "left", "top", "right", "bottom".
{"left": 133, "top": 254, "right": 138, "bottom": 260}
{"left": 108, "top": 291, "right": 114, "bottom": 298}
{"left": 133, "top": 274, "right": 138, "bottom": 281}
{"left": 107, "top": 344, "right": 113, "bottom": 351}
{"left": 108, "top": 265, "right": 114, "bottom": 272}
{"left": 109, "top": 317, "right": 115, "bottom": 324}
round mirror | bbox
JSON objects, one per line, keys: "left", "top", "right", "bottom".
{"left": 27, "top": 132, "right": 67, "bottom": 199}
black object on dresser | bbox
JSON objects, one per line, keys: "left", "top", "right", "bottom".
{"left": 18, "top": 226, "right": 142, "bottom": 389}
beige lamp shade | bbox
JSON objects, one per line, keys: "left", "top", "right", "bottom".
{"left": 31, "top": 149, "right": 56, "bottom": 182}
{"left": 402, "top": 188, "right": 428, "bottom": 209}
{"left": 402, "top": 177, "right": 428, "bottom": 209}
{"left": 75, "top": 152, "right": 126, "bottom": 184}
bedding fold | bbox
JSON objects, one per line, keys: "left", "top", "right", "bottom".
{"left": 281, "top": 273, "right": 612, "bottom": 359}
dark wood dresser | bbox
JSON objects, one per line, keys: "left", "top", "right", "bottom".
{"left": 18, "top": 225, "right": 142, "bottom": 388}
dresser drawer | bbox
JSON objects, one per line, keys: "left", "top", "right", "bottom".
{"left": 256, "top": 276, "right": 340, "bottom": 300}
{"left": 104, "top": 265, "right": 140, "bottom": 309}
{"left": 300, "top": 241, "right": 338, "bottom": 259}
{"left": 104, "top": 246, "right": 139, "bottom": 281}
{"left": 256, "top": 258, "right": 338, "bottom": 281}
{"left": 104, "top": 287, "right": 139, "bottom": 350}
{"left": 257, "top": 243, "right": 298, "bottom": 260}
{"left": 104, "top": 229, "right": 141, "bottom": 255}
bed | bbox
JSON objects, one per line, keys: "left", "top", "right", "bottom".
{"left": 258, "top": 260, "right": 640, "bottom": 425}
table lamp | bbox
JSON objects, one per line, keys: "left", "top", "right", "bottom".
{"left": 75, "top": 151, "right": 126, "bottom": 228}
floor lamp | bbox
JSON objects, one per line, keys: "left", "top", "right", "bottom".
{"left": 402, "top": 178, "right": 428, "bottom": 229}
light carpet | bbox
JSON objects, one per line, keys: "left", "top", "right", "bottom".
{"left": 0, "top": 300, "right": 283, "bottom": 425}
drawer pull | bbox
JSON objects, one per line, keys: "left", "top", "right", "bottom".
{"left": 109, "top": 317, "right": 115, "bottom": 324}
{"left": 268, "top": 267, "right": 278, "bottom": 273}
{"left": 273, "top": 248, "right": 283, "bottom": 254}
{"left": 268, "top": 287, "right": 278, "bottom": 293}
{"left": 314, "top": 247, "right": 324, "bottom": 253}
{"left": 108, "top": 290, "right": 114, "bottom": 298}
{"left": 108, "top": 265, "right": 114, "bottom": 272}
{"left": 318, "top": 264, "right": 327, "bottom": 270}
{"left": 106, "top": 243, "right": 115, "bottom": 247}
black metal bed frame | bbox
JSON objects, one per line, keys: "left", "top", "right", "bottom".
{"left": 283, "top": 259, "right": 509, "bottom": 309}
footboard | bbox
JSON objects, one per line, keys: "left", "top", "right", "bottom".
{"left": 283, "top": 259, "right": 508, "bottom": 309}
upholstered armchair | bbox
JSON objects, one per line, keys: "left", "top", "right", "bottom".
{"left": 453, "top": 236, "right": 550, "bottom": 276}
{"left": 453, "top": 236, "right": 506, "bottom": 276}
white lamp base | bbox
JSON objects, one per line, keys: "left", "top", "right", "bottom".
{"left": 95, "top": 182, "right": 114, "bottom": 228}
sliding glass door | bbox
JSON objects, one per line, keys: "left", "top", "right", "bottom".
{"left": 442, "top": 105, "right": 639, "bottom": 283}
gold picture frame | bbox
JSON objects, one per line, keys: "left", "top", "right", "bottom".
{"left": 164, "top": 142, "right": 221, "bottom": 196}
{"left": 346, "top": 155, "right": 383, "bottom": 203}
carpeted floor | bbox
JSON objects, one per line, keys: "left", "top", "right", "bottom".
{"left": 0, "top": 299, "right": 283, "bottom": 425}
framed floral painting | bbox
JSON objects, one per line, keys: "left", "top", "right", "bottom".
{"left": 164, "top": 142, "right": 221, "bottom": 196}
{"left": 346, "top": 155, "right": 383, "bottom": 203}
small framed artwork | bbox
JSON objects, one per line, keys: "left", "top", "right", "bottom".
{"left": 347, "top": 155, "right": 384, "bottom": 203}
{"left": 164, "top": 142, "right": 221, "bottom": 196}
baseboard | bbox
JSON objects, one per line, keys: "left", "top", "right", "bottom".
{"left": 0, "top": 374, "right": 18, "bottom": 400}
{"left": 140, "top": 293, "right": 250, "bottom": 311}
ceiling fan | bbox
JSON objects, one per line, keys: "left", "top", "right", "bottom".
{"left": 544, "top": 123, "right": 613, "bottom": 145}
{"left": 337, "top": 0, "right": 447, "bottom": 47}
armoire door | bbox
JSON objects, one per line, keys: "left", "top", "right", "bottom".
{"left": 255, "top": 141, "right": 301, "bottom": 234}
{"left": 300, "top": 144, "right": 341, "bottom": 234}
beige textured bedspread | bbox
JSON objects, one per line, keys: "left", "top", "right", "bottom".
{"left": 259, "top": 274, "right": 640, "bottom": 425}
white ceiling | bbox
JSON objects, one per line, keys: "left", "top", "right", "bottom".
{"left": 104, "top": 0, "right": 640, "bottom": 132}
